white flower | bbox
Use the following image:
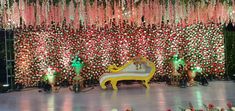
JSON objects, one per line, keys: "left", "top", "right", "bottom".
{"left": 231, "top": 107, "right": 235, "bottom": 111}
{"left": 111, "top": 108, "right": 118, "bottom": 111}
{"left": 185, "top": 109, "right": 191, "bottom": 111}
{"left": 216, "top": 107, "right": 221, "bottom": 110}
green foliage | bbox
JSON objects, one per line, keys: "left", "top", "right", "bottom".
{"left": 9, "top": 0, "right": 14, "bottom": 7}
{"left": 180, "top": 0, "right": 188, "bottom": 5}
{"left": 220, "top": 0, "right": 227, "bottom": 4}
{"left": 227, "top": 0, "right": 233, "bottom": 6}
{"left": 27, "top": 0, "right": 36, "bottom": 4}
{"left": 165, "top": 0, "right": 168, "bottom": 9}
{"left": 89, "top": 0, "right": 95, "bottom": 6}
{"left": 171, "top": 0, "right": 176, "bottom": 6}
{"left": 83, "top": 0, "right": 86, "bottom": 6}
{"left": 219, "top": 0, "right": 232, "bottom": 6}
{"left": 184, "top": 0, "right": 189, "bottom": 5}
{"left": 73, "top": 0, "right": 78, "bottom": 8}
{"left": 66, "top": 0, "right": 71, "bottom": 6}
{"left": 53, "top": 0, "right": 60, "bottom": 6}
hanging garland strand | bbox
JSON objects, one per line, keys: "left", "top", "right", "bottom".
{"left": 3, "top": 0, "right": 234, "bottom": 8}
{"left": 1, "top": 0, "right": 235, "bottom": 28}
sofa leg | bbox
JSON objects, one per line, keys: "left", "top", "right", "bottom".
{"left": 111, "top": 80, "right": 118, "bottom": 90}
{"left": 144, "top": 81, "right": 150, "bottom": 89}
{"left": 100, "top": 83, "right": 107, "bottom": 89}
{"left": 100, "top": 80, "right": 108, "bottom": 89}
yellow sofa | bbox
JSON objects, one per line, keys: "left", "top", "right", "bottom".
{"left": 99, "top": 56, "right": 156, "bottom": 90}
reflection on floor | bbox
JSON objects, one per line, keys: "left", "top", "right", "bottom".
{"left": 0, "top": 81, "right": 234, "bottom": 111}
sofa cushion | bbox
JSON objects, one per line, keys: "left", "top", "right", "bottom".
{"left": 120, "top": 63, "right": 146, "bottom": 73}
{"left": 100, "top": 72, "right": 149, "bottom": 83}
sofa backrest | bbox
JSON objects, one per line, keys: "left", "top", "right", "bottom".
{"left": 120, "top": 63, "right": 151, "bottom": 73}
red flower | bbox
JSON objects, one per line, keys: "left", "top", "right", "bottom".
{"left": 227, "top": 102, "right": 232, "bottom": 109}
{"left": 191, "top": 108, "right": 195, "bottom": 111}
{"left": 208, "top": 104, "right": 214, "bottom": 109}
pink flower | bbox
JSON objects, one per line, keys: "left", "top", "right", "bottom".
{"left": 227, "top": 102, "right": 233, "bottom": 109}
{"left": 190, "top": 108, "right": 195, "bottom": 111}
{"left": 208, "top": 104, "right": 214, "bottom": 109}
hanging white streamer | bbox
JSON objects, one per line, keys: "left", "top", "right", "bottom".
{"left": 69, "top": 1, "right": 74, "bottom": 21}
{"left": 79, "top": 0, "right": 84, "bottom": 26}
{"left": 61, "top": 0, "right": 65, "bottom": 23}
{"left": 46, "top": 0, "right": 49, "bottom": 24}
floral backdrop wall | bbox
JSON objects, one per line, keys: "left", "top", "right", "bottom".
{"left": 14, "top": 21, "right": 224, "bottom": 87}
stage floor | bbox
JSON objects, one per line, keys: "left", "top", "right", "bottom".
{"left": 0, "top": 81, "right": 234, "bottom": 111}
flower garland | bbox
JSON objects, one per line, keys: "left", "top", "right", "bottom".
{"left": 1, "top": 0, "right": 235, "bottom": 29}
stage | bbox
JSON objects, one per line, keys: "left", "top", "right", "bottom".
{"left": 0, "top": 81, "right": 234, "bottom": 111}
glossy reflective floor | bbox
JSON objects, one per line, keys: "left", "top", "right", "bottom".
{"left": 0, "top": 81, "right": 234, "bottom": 111}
